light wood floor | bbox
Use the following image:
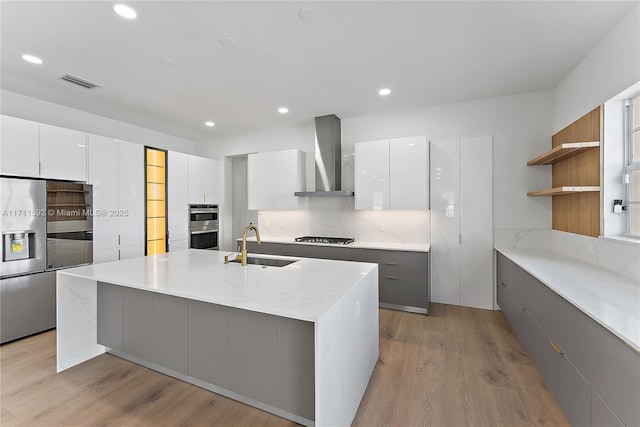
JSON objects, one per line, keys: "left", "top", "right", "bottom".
{"left": 1, "top": 304, "right": 569, "bottom": 426}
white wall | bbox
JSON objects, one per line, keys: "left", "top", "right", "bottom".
{"left": 553, "top": 4, "right": 640, "bottom": 133}
{"left": 1, "top": 89, "right": 200, "bottom": 155}
{"left": 550, "top": 4, "right": 640, "bottom": 278}
{"left": 207, "top": 89, "right": 554, "bottom": 248}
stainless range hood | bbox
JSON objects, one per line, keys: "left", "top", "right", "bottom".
{"left": 295, "top": 114, "right": 354, "bottom": 197}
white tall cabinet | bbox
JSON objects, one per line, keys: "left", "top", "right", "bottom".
{"left": 168, "top": 151, "right": 189, "bottom": 251}
{"left": 355, "top": 136, "right": 429, "bottom": 210}
{"left": 430, "top": 136, "right": 493, "bottom": 310}
{"left": 247, "top": 149, "right": 306, "bottom": 210}
{"left": 355, "top": 140, "right": 389, "bottom": 210}
{"left": 88, "top": 135, "right": 144, "bottom": 263}
{"left": 188, "top": 155, "right": 219, "bottom": 205}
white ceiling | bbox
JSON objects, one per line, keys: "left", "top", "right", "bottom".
{"left": 1, "top": 1, "right": 635, "bottom": 142}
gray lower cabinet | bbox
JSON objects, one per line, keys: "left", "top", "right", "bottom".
{"left": 497, "top": 254, "right": 540, "bottom": 362}
{"left": 122, "top": 287, "right": 153, "bottom": 361}
{"left": 591, "top": 389, "right": 624, "bottom": 427}
{"left": 187, "top": 300, "right": 229, "bottom": 387}
{"left": 244, "top": 241, "right": 429, "bottom": 313}
{"left": 590, "top": 319, "right": 640, "bottom": 427}
{"left": 290, "top": 244, "right": 356, "bottom": 261}
{"left": 496, "top": 250, "right": 640, "bottom": 427}
{"left": 152, "top": 293, "right": 187, "bottom": 374}
{"left": 97, "top": 282, "right": 123, "bottom": 351}
{"left": 0, "top": 271, "right": 56, "bottom": 344}
{"left": 538, "top": 326, "right": 590, "bottom": 427}
{"left": 96, "top": 282, "right": 316, "bottom": 422}
{"left": 538, "top": 283, "right": 590, "bottom": 379}
{"left": 228, "top": 307, "right": 277, "bottom": 407}
{"left": 246, "top": 241, "right": 292, "bottom": 256}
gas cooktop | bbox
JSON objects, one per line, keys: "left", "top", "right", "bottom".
{"left": 295, "top": 236, "right": 355, "bottom": 245}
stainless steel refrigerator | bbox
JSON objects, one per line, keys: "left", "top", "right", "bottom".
{"left": 1, "top": 177, "right": 93, "bottom": 343}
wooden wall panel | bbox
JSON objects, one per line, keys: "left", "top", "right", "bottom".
{"left": 551, "top": 106, "right": 602, "bottom": 237}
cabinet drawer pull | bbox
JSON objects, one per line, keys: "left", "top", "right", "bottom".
{"left": 385, "top": 262, "right": 399, "bottom": 266}
{"left": 385, "top": 276, "right": 399, "bottom": 280}
{"left": 550, "top": 341, "right": 564, "bottom": 355}
{"left": 518, "top": 303, "right": 526, "bottom": 310}
{"left": 500, "top": 281, "right": 506, "bottom": 287}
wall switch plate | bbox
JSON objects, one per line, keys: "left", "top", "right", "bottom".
{"left": 588, "top": 242, "right": 595, "bottom": 256}
{"left": 379, "top": 223, "right": 385, "bottom": 232}
{"left": 354, "top": 301, "right": 360, "bottom": 320}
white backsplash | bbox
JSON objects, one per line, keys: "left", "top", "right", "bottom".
{"left": 257, "top": 198, "right": 430, "bottom": 244}
{"left": 495, "top": 228, "right": 640, "bottom": 281}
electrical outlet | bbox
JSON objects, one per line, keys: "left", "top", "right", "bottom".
{"left": 379, "top": 223, "right": 385, "bottom": 232}
{"left": 588, "top": 242, "right": 595, "bottom": 256}
{"left": 279, "top": 220, "right": 284, "bottom": 228}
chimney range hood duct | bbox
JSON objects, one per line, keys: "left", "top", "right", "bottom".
{"left": 295, "top": 114, "right": 354, "bottom": 197}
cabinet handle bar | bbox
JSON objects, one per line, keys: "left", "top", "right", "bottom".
{"left": 550, "top": 341, "right": 564, "bottom": 355}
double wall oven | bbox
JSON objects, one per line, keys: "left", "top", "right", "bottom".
{"left": 189, "top": 204, "right": 218, "bottom": 250}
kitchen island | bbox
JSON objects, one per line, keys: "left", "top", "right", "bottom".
{"left": 56, "top": 249, "right": 379, "bottom": 427}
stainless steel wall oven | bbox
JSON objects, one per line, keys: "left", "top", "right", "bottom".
{"left": 189, "top": 204, "right": 218, "bottom": 250}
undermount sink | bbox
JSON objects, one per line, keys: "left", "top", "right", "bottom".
{"left": 228, "top": 256, "right": 298, "bottom": 268}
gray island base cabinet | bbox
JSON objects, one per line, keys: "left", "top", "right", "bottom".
{"left": 57, "top": 250, "right": 379, "bottom": 427}
{"left": 97, "top": 282, "right": 315, "bottom": 421}
{"left": 496, "top": 251, "right": 640, "bottom": 427}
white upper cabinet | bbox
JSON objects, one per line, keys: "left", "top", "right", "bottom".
{"left": 203, "top": 157, "right": 220, "bottom": 204}
{"left": 0, "top": 115, "right": 87, "bottom": 181}
{"left": 188, "top": 155, "right": 204, "bottom": 204}
{"left": 39, "top": 123, "right": 87, "bottom": 181}
{"left": 188, "top": 155, "right": 220, "bottom": 205}
{"left": 168, "top": 151, "right": 189, "bottom": 242}
{"left": 355, "top": 136, "right": 429, "bottom": 210}
{"left": 118, "top": 141, "right": 144, "bottom": 250}
{"left": 248, "top": 152, "right": 272, "bottom": 210}
{"left": 0, "top": 115, "right": 40, "bottom": 177}
{"left": 355, "top": 140, "right": 390, "bottom": 210}
{"left": 389, "top": 136, "right": 429, "bottom": 210}
{"left": 248, "top": 149, "right": 306, "bottom": 210}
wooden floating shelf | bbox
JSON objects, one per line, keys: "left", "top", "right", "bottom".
{"left": 527, "top": 186, "right": 600, "bottom": 197}
{"left": 527, "top": 141, "right": 600, "bottom": 166}
{"left": 48, "top": 204, "right": 90, "bottom": 207}
{"left": 47, "top": 189, "right": 88, "bottom": 193}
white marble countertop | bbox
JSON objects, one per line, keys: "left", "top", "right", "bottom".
{"left": 238, "top": 236, "right": 430, "bottom": 252}
{"left": 495, "top": 246, "right": 640, "bottom": 352}
{"left": 58, "top": 249, "right": 377, "bottom": 323}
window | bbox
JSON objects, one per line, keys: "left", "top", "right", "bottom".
{"left": 625, "top": 92, "right": 640, "bottom": 236}
{"left": 145, "top": 147, "right": 167, "bottom": 255}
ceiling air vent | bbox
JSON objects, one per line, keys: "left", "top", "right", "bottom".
{"left": 58, "top": 74, "right": 101, "bottom": 89}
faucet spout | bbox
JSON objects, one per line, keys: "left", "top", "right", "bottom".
{"left": 237, "top": 225, "right": 261, "bottom": 266}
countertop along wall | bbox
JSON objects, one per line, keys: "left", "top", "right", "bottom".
{"left": 206, "top": 89, "right": 554, "bottom": 251}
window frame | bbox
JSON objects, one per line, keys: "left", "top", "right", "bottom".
{"left": 624, "top": 92, "right": 640, "bottom": 237}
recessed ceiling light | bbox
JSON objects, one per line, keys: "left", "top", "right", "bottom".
{"left": 22, "top": 54, "right": 43, "bottom": 64}
{"left": 205, "top": 121, "right": 215, "bottom": 127}
{"left": 298, "top": 7, "right": 317, "bottom": 21}
{"left": 158, "top": 58, "right": 174, "bottom": 66}
{"left": 219, "top": 37, "right": 237, "bottom": 48}
{"left": 278, "top": 107, "right": 289, "bottom": 114}
{"left": 114, "top": 4, "right": 137, "bottom": 19}
{"left": 378, "top": 88, "right": 391, "bottom": 96}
